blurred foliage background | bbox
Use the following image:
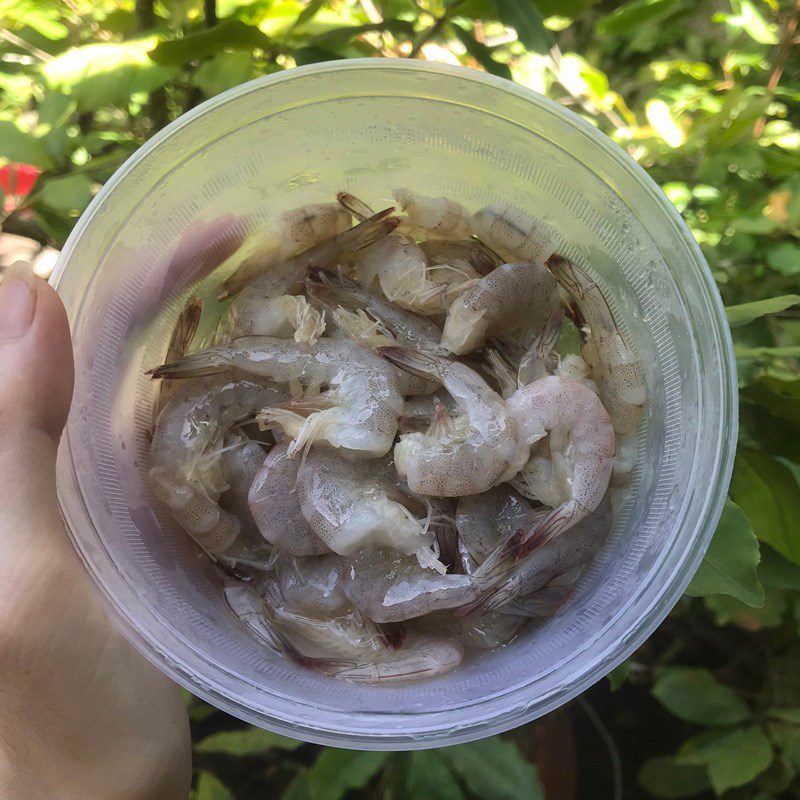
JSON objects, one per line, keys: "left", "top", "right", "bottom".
{"left": 1, "top": 0, "right": 800, "bottom": 798}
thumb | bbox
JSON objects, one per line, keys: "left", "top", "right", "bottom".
{"left": 0, "top": 262, "right": 74, "bottom": 548}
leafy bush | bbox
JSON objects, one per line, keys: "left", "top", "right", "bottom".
{"left": 2, "top": 0, "right": 799, "bottom": 797}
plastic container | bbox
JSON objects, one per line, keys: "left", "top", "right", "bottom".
{"left": 51, "top": 60, "right": 737, "bottom": 750}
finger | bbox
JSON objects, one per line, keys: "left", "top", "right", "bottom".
{"left": 0, "top": 262, "right": 74, "bottom": 550}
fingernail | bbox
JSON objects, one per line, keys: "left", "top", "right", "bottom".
{"left": 0, "top": 261, "right": 37, "bottom": 340}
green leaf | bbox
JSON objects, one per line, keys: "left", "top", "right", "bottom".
{"left": 41, "top": 38, "right": 177, "bottom": 112}
{"left": 306, "top": 750, "right": 388, "bottom": 800}
{"left": 0, "top": 121, "right": 53, "bottom": 169}
{"left": 282, "top": 772, "right": 311, "bottom": 800}
{"left": 768, "top": 722, "right": 800, "bottom": 770}
{"left": 638, "top": 756, "right": 711, "bottom": 799}
{"left": 684, "top": 499, "right": 764, "bottom": 607}
{"left": 40, "top": 174, "right": 93, "bottom": 212}
{"left": 651, "top": 668, "right": 751, "bottom": 725}
{"left": 312, "top": 20, "right": 414, "bottom": 45}
{"left": 596, "top": 0, "right": 682, "bottom": 36}
{"left": 704, "top": 585, "right": 786, "bottom": 630}
{"left": 292, "top": 0, "right": 327, "bottom": 29}
{"left": 760, "top": 545, "right": 800, "bottom": 591}
{"left": 195, "top": 726, "right": 301, "bottom": 755}
{"left": 535, "top": 0, "right": 596, "bottom": 16}
{"left": 149, "top": 20, "right": 272, "bottom": 65}
{"left": 194, "top": 52, "right": 256, "bottom": 97}
{"left": 734, "top": 345, "right": 800, "bottom": 360}
{"left": 195, "top": 771, "right": 235, "bottom": 800}
{"left": 726, "top": 295, "right": 800, "bottom": 327}
{"left": 608, "top": 660, "right": 631, "bottom": 691}
{"left": 450, "top": 23, "right": 512, "bottom": 79}
{"left": 766, "top": 243, "right": 800, "bottom": 276}
{"left": 405, "top": 750, "right": 466, "bottom": 800}
{"left": 441, "top": 737, "right": 544, "bottom": 800}
{"left": 677, "top": 726, "right": 773, "bottom": 794}
{"left": 493, "top": 0, "right": 553, "bottom": 53}
{"left": 730, "top": 449, "right": 800, "bottom": 565}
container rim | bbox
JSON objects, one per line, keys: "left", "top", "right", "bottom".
{"left": 52, "top": 58, "right": 738, "bottom": 749}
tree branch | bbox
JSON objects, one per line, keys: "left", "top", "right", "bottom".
{"left": 204, "top": 0, "right": 218, "bottom": 27}
{"left": 408, "top": 0, "right": 465, "bottom": 58}
{"left": 753, "top": 0, "right": 800, "bottom": 137}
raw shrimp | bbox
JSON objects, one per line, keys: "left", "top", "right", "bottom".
{"left": 263, "top": 591, "right": 388, "bottom": 662}
{"left": 148, "top": 337, "right": 403, "bottom": 458}
{"left": 441, "top": 260, "right": 562, "bottom": 355}
{"left": 418, "top": 610, "right": 524, "bottom": 649}
{"left": 305, "top": 267, "right": 441, "bottom": 351}
{"left": 153, "top": 296, "right": 203, "bottom": 422}
{"left": 456, "top": 485, "right": 545, "bottom": 564}
{"left": 226, "top": 581, "right": 461, "bottom": 682}
{"left": 338, "top": 193, "right": 477, "bottom": 314}
{"left": 295, "top": 447, "right": 444, "bottom": 572}
{"left": 220, "top": 208, "right": 399, "bottom": 300}
{"left": 227, "top": 202, "right": 350, "bottom": 293}
{"left": 394, "top": 188, "right": 472, "bottom": 239}
{"left": 227, "top": 293, "right": 325, "bottom": 342}
{"left": 471, "top": 204, "right": 557, "bottom": 263}
{"left": 377, "top": 347, "right": 525, "bottom": 496}
{"left": 427, "top": 497, "right": 462, "bottom": 574}
{"left": 464, "top": 492, "right": 612, "bottom": 614}
{"left": 501, "top": 568, "right": 582, "bottom": 618}
{"left": 306, "top": 267, "right": 441, "bottom": 396}
{"left": 420, "top": 238, "right": 499, "bottom": 276}
{"left": 329, "top": 634, "right": 462, "bottom": 683}
{"left": 149, "top": 374, "right": 286, "bottom": 564}
{"left": 272, "top": 554, "right": 350, "bottom": 616}
{"left": 341, "top": 548, "right": 483, "bottom": 622}
{"left": 506, "top": 376, "right": 615, "bottom": 551}
{"left": 219, "top": 433, "right": 268, "bottom": 541}
{"left": 397, "top": 393, "right": 456, "bottom": 433}
{"left": 547, "top": 256, "right": 646, "bottom": 435}
{"left": 485, "top": 307, "right": 564, "bottom": 393}
{"left": 248, "top": 440, "right": 330, "bottom": 556}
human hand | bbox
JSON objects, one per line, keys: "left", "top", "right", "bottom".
{"left": 0, "top": 264, "right": 191, "bottom": 800}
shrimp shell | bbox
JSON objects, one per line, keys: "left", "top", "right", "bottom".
{"left": 248, "top": 441, "right": 330, "bottom": 556}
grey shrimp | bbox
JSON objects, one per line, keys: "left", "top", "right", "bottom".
{"left": 441, "top": 261, "right": 562, "bottom": 355}
{"left": 248, "top": 440, "right": 330, "bottom": 556}
{"left": 506, "top": 376, "right": 615, "bottom": 550}
{"left": 220, "top": 208, "right": 399, "bottom": 300}
{"left": 296, "top": 447, "right": 444, "bottom": 572}
{"left": 378, "top": 347, "right": 525, "bottom": 496}
{"left": 149, "top": 375, "right": 285, "bottom": 565}
{"left": 548, "top": 256, "right": 646, "bottom": 435}
{"left": 471, "top": 203, "right": 557, "bottom": 263}
{"left": 463, "top": 492, "right": 612, "bottom": 614}
{"left": 148, "top": 337, "right": 403, "bottom": 458}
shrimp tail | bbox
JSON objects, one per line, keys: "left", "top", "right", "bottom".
{"left": 147, "top": 347, "right": 230, "bottom": 379}
{"left": 468, "top": 237, "right": 501, "bottom": 275}
{"left": 518, "top": 307, "right": 564, "bottom": 385}
{"left": 336, "top": 191, "right": 374, "bottom": 222}
{"left": 503, "top": 567, "right": 581, "bottom": 618}
{"left": 515, "top": 500, "right": 587, "bottom": 558}
{"left": 306, "top": 266, "right": 372, "bottom": 312}
{"left": 456, "top": 530, "right": 527, "bottom": 616}
{"left": 485, "top": 347, "right": 518, "bottom": 399}
{"left": 258, "top": 406, "right": 330, "bottom": 457}
{"left": 376, "top": 345, "right": 443, "bottom": 381}
{"left": 333, "top": 208, "right": 400, "bottom": 254}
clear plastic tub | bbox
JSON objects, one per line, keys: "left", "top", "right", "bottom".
{"left": 51, "top": 60, "right": 737, "bottom": 750}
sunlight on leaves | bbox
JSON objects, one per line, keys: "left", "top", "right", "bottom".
{"left": 195, "top": 726, "right": 301, "bottom": 755}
